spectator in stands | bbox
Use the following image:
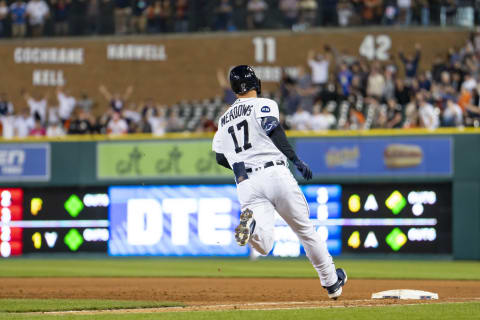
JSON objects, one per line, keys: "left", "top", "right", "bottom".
{"left": 362, "top": 0, "right": 383, "bottom": 25}
{"left": 77, "top": 92, "right": 94, "bottom": 113}
{"left": 308, "top": 48, "right": 332, "bottom": 88}
{"left": 10, "top": 0, "right": 27, "bottom": 37}
{"left": 173, "top": 0, "right": 188, "bottom": 32}
{"left": 399, "top": 43, "right": 421, "bottom": 81}
{"left": 23, "top": 90, "right": 48, "bottom": 122}
{"left": 416, "top": 0, "right": 430, "bottom": 26}
{"left": 417, "top": 92, "right": 439, "bottom": 129}
{"left": 149, "top": 105, "right": 167, "bottom": 136}
{"left": 215, "top": 0, "right": 233, "bottom": 30}
{"left": 29, "top": 119, "right": 46, "bottom": 136}
{"left": 123, "top": 102, "right": 141, "bottom": 124}
{"left": 296, "top": 66, "right": 316, "bottom": 112}
{"left": 68, "top": 108, "right": 93, "bottom": 134}
{"left": 383, "top": 68, "right": 395, "bottom": 100}
{"left": 56, "top": 87, "right": 76, "bottom": 123}
{"left": 290, "top": 105, "right": 310, "bottom": 130}
{"left": 51, "top": 0, "right": 70, "bottom": 36}
{"left": 107, "top": 111, "right": 128, "bottom": 134}
{"left": 382, "top": 0, "right": 397, "bottom": 25}
{"left": 337, "top": 0, "right": 353, "bottom": 26}
{"left": 0, "top": 1, "right": 8, "bottom": 37}
{"left": 462, "top": 73, "right": 477, "bottom": 92}
{"left": 1, "top": 113, "right": 15, "bottom": 138}
{"left": 310, "top": 102, "right": 336, "bottom": 130}
{"left": 298, "top": 0, "right": 317, "bottom": 27}
{"left": 338, "top": 62, "right": 353, "bottom": 96}
{"left": 343, "top": 107, "right": 365, "bottom": 130}
{"left": 26, "top": 0, "right": 50, "bottom": 37}
{"left": 279, "top": 0, "right": 298, "bottom": 29}
{"left": 46, "top": 121, "right": 66, "bottom": 136}
{"left": 397, "top": 0, "right": 412, "bottom": 25}
{"left": 443, "top": 97, "right": 463, "bottom": 127}
{"left": 384, "top": 97, "right": 403, "bottom": 128}
{"left": 98, "top": 85, "right": 133, "bottom": 113}
{"left": 217, "top": 68, "right": 236, "bottom": 104}
{"left": 131, "top": 0, "right": 148, "bottom": 33}
{"left": 137, "top": 111, "right": 152, "bottom": 133}
{"left": 146, "top": 0, "right": 170, "bottom": 33}
{"left": 166, "top": 108, "right": 184, "bottom": 132}
{"left": 114, "top": 0, "right": 131, "bottom": 34}
{"left": 366, "top": 66, "right": 385, "bottom": 99}
{"left": 0, "top": 93, "right": 14, "bottom": 116}
{"left": 14, "top": 108, "right": 34, "bottom": 137}
{"left": 247, "top": 0, "right": 267, "bottom": 29}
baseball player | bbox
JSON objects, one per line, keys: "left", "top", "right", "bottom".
{"left": 212, "top": 65, "right": 347, "bottom": 299}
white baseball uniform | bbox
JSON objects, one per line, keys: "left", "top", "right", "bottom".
{"left": 212, "top": 97, "right": 338, "bottom": 287}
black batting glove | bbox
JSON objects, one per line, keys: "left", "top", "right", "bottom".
{"left": 293, "top": 158, "right": 313, "bottom": 180}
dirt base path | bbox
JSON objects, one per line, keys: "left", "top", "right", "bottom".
{"left": 1, "top": 278, "right": 479, "bottom": 307}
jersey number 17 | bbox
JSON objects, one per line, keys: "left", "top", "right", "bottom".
{"left": 228, "top": 120, "right": 252, "bottom": 153}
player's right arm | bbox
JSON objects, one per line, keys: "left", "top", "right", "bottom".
{"left": 255, "top": 99, "right": 312, "bottom": 180}
{"left": 212, "top": 130, "right": 232, "bottom": 170}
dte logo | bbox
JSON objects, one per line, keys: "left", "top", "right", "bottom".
{"left": 261, "top": 106, "right": 270, "bottom": 113}
{"left": 127, "top": 198, "right": 233, "bottom": 246}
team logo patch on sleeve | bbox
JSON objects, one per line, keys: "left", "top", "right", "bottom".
{"left": 261, "top": 106, "right": 271, "bottom": 113}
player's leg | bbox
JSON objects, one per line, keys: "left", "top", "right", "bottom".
{"left": 236, "top": 179, "right": 276, "bottom": 255}
{"left": 268, "top": 167, "right": 338, "bottom": 287}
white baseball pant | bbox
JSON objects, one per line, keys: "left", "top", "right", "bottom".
{"left": 236, "top": 164, "right": 338, "bottom": 287}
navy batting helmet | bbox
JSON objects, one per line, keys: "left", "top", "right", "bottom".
{"left": 229, "top": 65, "right": 261, "bottom": 95}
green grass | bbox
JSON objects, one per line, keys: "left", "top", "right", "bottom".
{"left": 0, "top": 302, "right": 478, "bottom": 320}
{"left": 0, "top": 299, "right": 182, "bottom": 313}
{"left": 0, "top": 258, "right": 479, "bottom": 280}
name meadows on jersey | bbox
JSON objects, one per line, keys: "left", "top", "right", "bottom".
{"left": 220, "top": 104, "right": 253, "bottom": 127}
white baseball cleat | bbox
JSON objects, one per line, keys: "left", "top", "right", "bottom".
{"left": 235, "top": 208, "right": 256, "bottom": 246}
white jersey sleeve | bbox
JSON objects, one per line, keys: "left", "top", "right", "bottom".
{"left": 212, "top": 128, "right": 223, "bottom": 153}
{"left": 253, "top": 98, "right": 280, "bottom": 121}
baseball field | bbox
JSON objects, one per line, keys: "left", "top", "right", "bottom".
{"left": 0, "top": 258, "right": 479, "bottom": 319}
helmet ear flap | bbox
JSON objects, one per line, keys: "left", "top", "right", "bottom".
{"left": 256, "top": 79, "right": 261, "bottom": 95}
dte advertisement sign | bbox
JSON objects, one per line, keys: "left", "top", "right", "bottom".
{"left": 0, "top": 144, "right": 50, "bottom": 181}
{"left": 97, "top": 141, "right": 232, "bottom": 180}
{"left": 108, "top": 185, "right": 342, "bottom": 257}
{"left": 296, "top": 137, "right": 452, "bottom": 177}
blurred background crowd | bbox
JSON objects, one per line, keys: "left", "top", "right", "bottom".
{"left": 2, "top": 31, "right": 480, "bottom": 138}
{"left": 0, "top": 0, "right": 479, "bottom": 38}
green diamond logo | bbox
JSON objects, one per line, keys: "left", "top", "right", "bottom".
{"left": 385, "top": 190, "right": 406, "bottom": 215}
{"left": 386, "top": 228, "right": 407, "bottom": 251}
{"left": 64, "top": 195, "right": 84, "bottom": 218}
{"left": 64, "top": 229, "right": 83, "bottom": 251}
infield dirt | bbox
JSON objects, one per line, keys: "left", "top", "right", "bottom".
{"left": 2, "top": 278, "right": 479, "bottom": 311}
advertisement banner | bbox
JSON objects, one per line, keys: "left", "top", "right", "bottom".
{"left": 108, "top": 185, "right": 342, "bottom": 257}
{"left": 0, "top": 144, "right": 50, "bottom": 181}
{"left": 97, "top": 141, "right": 232, "bottom": 180}
{"left": 296, "top": 137, "right": 452, "bottom": 177}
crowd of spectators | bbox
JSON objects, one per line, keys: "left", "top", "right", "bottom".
{"left": 0, "top": 0, "right": 478, "bottom": 38}
{"left": 279, "top": 35, "right": 480, "bottom": 131}
{"left": 2, "top": 33, "right": 480, "bottom": 138}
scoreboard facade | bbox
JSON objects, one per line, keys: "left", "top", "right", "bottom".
{"left": 0, "top": 183, "right": 452, "bottom": 258}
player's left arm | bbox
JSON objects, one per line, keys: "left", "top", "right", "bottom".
{"left": 256, "top": 100, "right": 312, "bottom": 180}
{"left": 215, "top": 153, "right": 231, "bottom": 170}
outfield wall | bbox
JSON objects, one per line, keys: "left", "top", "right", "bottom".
{"left": 0, "top": 28, "right": 470, "bottom": 111}
{"left": 0, "top": 129, "right": 479, "bottom": 259}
